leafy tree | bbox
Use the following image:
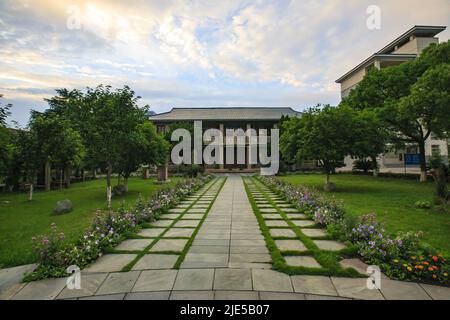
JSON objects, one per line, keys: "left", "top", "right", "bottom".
{"left": 343, "top": 41, "right": 450, "bottom": 181}
{"left": 29, "top": 111, "right": 85, "bottom": 188}
{"left": 115, "top": 121, "right": 169, "bottom": 191}
{"left": 280, "top": 105, "right": 356, "bottom": 190}
{"left": 0, "top": 94, "right": 12, "bottom": 127}
{"left": 349, "top": 109, "right": 388, "bottom": 176}
{"left": 79, "top": 85, "right": 145, "bottom": 209}
{"left": 13, "top": 129, "right": 44, "bottom": 201}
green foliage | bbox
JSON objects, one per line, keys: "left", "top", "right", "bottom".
{"left": 414, "top": 200, "right": 432, "bottom": 209}
{"left": 343, "top": 40, "right": 450, "bottom": 180}
{"left": 280, "top": 105, "right": 357, "bottom": 184}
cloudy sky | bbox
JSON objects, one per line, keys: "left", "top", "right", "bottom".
{"left": 1, "top": 0, "right": 449, "bottom": 126}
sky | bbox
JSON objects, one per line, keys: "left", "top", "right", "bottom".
{"left": 1, "top": 0, "right": 449, "bottom": 127}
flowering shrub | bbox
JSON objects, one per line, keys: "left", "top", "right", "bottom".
{"left": 391, "top": 255, "right": 449, "bottom": 283}
{"left": 258, "top": 176, "right": 450, "bottom": 285}
{"left": 28, "top": 175, "right": 213, "bottom": 281}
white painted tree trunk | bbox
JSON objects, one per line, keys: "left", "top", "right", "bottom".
{"left": 106, "top": 186, "right": 112, "bottom": 209}
{"left": 29, "top": 183, "right": 34, "bottom": 201}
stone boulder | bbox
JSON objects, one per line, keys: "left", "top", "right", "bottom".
{"left": 53, "top": 199, "right": 73, "bottom": 215}
{"left": 112, "top": 184, "right": 126, "bottom": 197}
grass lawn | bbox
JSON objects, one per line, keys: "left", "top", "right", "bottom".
{"left": 0, "top": 176, "right": 181, "bottom": 268}
{"left": 279, "top": 173, "right": 450, "bottom": 256}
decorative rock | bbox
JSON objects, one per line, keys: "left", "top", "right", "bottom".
{"left": 112, "top": 184, "right": 126, "bottom": 196}
{"left": 53, "top": 199, "right": 73, "bottom": 215}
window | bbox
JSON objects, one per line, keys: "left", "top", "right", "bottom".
{"left": 157, "top": 125, "right": 166, "bottom": 133}
{"left": 431, "top": 145, "right": 440, "bottom": 156}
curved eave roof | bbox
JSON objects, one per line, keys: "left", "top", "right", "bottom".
{"left": 149, "top": 107, "right": 301, "bottom": 122}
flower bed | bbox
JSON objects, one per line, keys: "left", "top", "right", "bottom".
{"left": 26, "top": 175, "right": 213, "bottom": 281}
{"left": 258, "top": 176, "right": 450, "bottom": 285}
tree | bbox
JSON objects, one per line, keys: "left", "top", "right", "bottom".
{"left": 0, "top": 94, "right": 12, "bottom": 127}
{"left": 280, "top": 105, "right": 356, "bottom": 190}
{"left": 349, "top": 109, "right": 388, "bottom": 176}
{"left": 115, "top": 121, "right": 169, "bottom": 191}
{"left": 343, "top": 41, "right": 450, "bottom": 181}
{"left": 29, "top": 111, "right": 85, "bottom": 189}
{"left": 79, "top": 85, "right": 145, "bottom": 209}
{"left": 14, "top": 129, "right": 44, "bottom": 201}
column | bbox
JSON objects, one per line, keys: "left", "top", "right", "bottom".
{"left": 246, "top": 123, "right": 252, "bottom": 169}
{"left": 219, "top": 123, "right": 224, "bottom": 169}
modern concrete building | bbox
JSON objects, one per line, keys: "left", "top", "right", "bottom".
{"left": 149, "top": 107, "right": 300, "bottom": 174}
{"left": 336, "top": 25, "right": 449, "bottom": 172}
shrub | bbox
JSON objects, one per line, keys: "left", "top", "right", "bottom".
{"left": 414, "top": 200, "right": 432, "bottom": 209}
{"left": 28, "top": 174, "right": 213, "bottom": 281}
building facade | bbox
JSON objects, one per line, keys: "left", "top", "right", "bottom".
{"left": 336, "top": 25, "right": 449, "bottom": 172}
{"left": 149, "top": 107, "right": 301, "bottom": 173}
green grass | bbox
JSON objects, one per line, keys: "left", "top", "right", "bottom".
{"left": 243, "top": 177, "right": 360, "bottom": 277}
{"left": 279, "top": 173, "right": 450, "bottom": 256}
{"left": 0, "top": 176, "right": 181, "bottom": 268}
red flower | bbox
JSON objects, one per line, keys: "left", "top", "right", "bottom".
{"left": 432, "top": 256, "right": 438, "bottom": 262}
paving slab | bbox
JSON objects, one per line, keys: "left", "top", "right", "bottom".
{"left": 57, "top": 273, "right": 108, "bottom": 299}
{"left": 181, "top": 253, "right": 228, "bottom": 268}
{"left": 174, "top": 220, "right": 200, "bottom": 228}
{"left": 132, "top": 270, "right": 178, "bottom": 292}
{"left": 301, "top": 228, "right": 327, "bottom": 238}
{"left": 96, "top": 271, "right": 140, "bottom": 295}
{"left": 228, "top": 262, "right": 272, "bottom": 269}
{"left": 305, "top": 294, "right": 350, "bottom": 300}
{"left": 265, "top": 220, "right": 289, "bottom": 227}
{"left": 331, "top": 277, "right": 384, "bottom": 300}
{"left": 252, "top": 269, "right": 293, "bottom": 292}
{"left": 313, "top": 240, "right": 346, "bottom": 251}
{"left": 11, "top": 277, "right": 67, "bottom": 300}
{"left": 115, "top": 239, "right": 152, "bottom": 251}
{"left": 79, "top": 293, "right": 125, "bottom": 300}
{"left": 189, "top": 245, "right": 229, "bottom": 254}
{"left": 125, "top": 291, "right": 170, "bottom": 300}
{"left": 269, "top": 228, "right": 297, "bottom": 238}
{"left": 285, "top": 256, "right": 321, "bottom": 268}
{"left": 181, "top": 214, "right": 204, "bottom": 219}
{"left": 0, "top": 263, "right": 37, "bottom": 300}
{"left": 138, "top": 228, "right": 166, "bottom": 238}
{"left": 173, "top": 269, "right": 214, "bottom": 290}
{"left": 160, "top": 213, "right": 181, "bottom": 219}
{"left": 420, "top": 284, "right": 450, "bottom": 300}
{"left": 291, "top": 275, "right": 337, "bottom": 296}
{"left": 193, "top": 239, "right": 230, "bottom": 246}
{"left": 380, "top": 279, "right": 431, "bottom": 300}
{"left": 275, "top": 240, "right": 307, "bottom": 251}
{"left": 163, "top": 228, "right": 195, "bottom": 238}
{"left": 132, "top": 254, "right": 178, "bottom": 270}
{"left": 262, "top": 214, "right": 282, "bottom": 219}
{"left": 292, "top": 220, "right": 316, "bottom": 227}
{"left": 170, "top": 291, "right": 214, "bottom": 300}
{"left": 230, "top": 253, "right": 272, "bottom": 263}
{"left": 150, "top": 220, "right": 173, "bottom": 227}
{"left": 213, "top": 269, "right": 252, "bottom": 291}
{"left": 286, "top": 213, "right": 307, "bottom": 219}
{"left": 259, "top": 292, "right": 306, "bottom": 300}
{"left": 215, "top": 290, "right": 259, "bottom": 300}
{"left": 230, "top": 246, "right": 268, "bottom": 254}
{"left": 150, "top": 239, "right": 188, "bottom": 252}
{"left": 231, "top": 239, "right": 266, "bottom": 246}
{"left": 84, "top": 254, "right": 137, "bottom": 273}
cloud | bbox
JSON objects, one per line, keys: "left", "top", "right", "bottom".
{"left": 0, "top": 0, "right": 449, "bottom": 126}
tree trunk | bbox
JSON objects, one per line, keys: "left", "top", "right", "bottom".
{"left": 418, "top": 141, "right": 427, "bottom": 182}
{"left": 325, "top": 173, "right": 330, "bottom": 185}
{"left": 60, "top": 169, "right": 63, "bottom": 190}
{"left": 81, "top": 169, "right": 85, "bottom": 181}
{"left": 124, "top": 177, "right": 129, "bottom": 192}
{"left": 44, "top": 160, "right": 51, "bottom": 191}
{"left": 371, "top": 156, "right": 379, "bottom": 177}
{"left": 106, "top": 164, "right": 112, "bottom": 210}
{"left": 29, "top": 183, "right": 33, "bottom": 201}
{"left": 65, "top": 167, "right": 70, "bottom": 187}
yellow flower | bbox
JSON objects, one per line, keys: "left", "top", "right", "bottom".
{"left": 403, "top": 264, "right": 407, "bottom": 267}
{"left": 393, "top": 259, "right": 399, "bottom": 263}
{"left": 407, "top": 267, "right": 412, "bottom": 272}
{"left": 444, "top": 272, "right": 448, "bottom": 277}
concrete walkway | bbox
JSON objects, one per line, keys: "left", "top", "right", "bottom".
{"left": 3, "top": 175, "right": 450, "bottom": 300}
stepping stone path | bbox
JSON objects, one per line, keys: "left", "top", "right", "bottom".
{"left": 6, "top": 175, "right": 449, "bottom": 300}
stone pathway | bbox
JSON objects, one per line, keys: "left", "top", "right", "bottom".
{"left": 3, "top": 174, "right": 450, "bottom": 300}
